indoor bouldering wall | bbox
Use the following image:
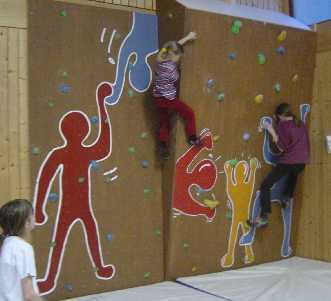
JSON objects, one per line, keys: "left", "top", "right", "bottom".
{"left": 157, "top": 0, "right": 316, "bottom": 279}
{"left": 28, "top": 0, "right": 163, "bottom": 300}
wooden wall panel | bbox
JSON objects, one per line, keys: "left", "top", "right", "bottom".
{"left": 0, "top": 27, "right": 29, "bottom": 206}
{"left": 29, "top": 0, "right": 162, "bottom": 300}
{"left": 294, "top": 21, "right": 331, "bottom": 262}
{"left": 158, "top": 4, "right": 316, "bottom": 279}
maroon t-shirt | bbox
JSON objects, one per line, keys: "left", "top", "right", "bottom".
{"left": 276, "top": 120, "right": 310, "bottom": 164}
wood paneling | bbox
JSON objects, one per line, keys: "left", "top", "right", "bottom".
{"left": 294, "top": 21, "right": 331, "bottom": 263}
{"left": 0, "top": 27, "right": 29, "bottom": 206}
{"left": 0, "top": 0, "right": 27, "bottom": 28}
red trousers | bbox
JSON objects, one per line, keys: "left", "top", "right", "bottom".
{"left": 155, "top": 97, "right": 197, "bottom": 143}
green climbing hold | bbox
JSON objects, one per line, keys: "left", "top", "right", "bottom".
{"left": 257, "top": 53, "right": 266, "bottom": 65}
{"left": 226, "top": 209, "right": 232, "bottom": 220}
{"left": 183, "top": 242, "right": 190, "bottom": 249}
{"left": 128, "top": 146, "right": 136, "bottom": 154}
{"left": 144, "top": 188, "right": 151, "bottom": 194}
{"left": 78, "top": 176, "right": 85, "bottom": 183}
{"left": 140, "top": 132, "right": 148, "bottom": 139}
{"left": 48, "top": 101, "right": 55, "bottom": 107}
{"left": 217, "top": 92, "right": 225, "bottom": 102}
{"left": 274, "top": 83, "right": 281, "bottom": 93}
{"left": 231, "top": 20, "right": 243, "bottom": 34}
{"left": 128, "top": 89, "right": 134, "bottom": 98}
{"left": 229, "top": 159, "right": 238, "bottom": 167}
{"left": 59, "top": 9, "right": 67, "bottom": 17}
{"left": 155, "top": 229, "right": 161, "bottom": 236}
{"left": 144, "top": 272, "right": 151, "bottom": 279}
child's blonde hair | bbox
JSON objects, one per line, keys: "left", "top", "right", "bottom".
{"left": 157, "top": 41, "right": 184, "bottom": 62}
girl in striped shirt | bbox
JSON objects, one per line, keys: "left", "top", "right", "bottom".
{"left": 153, "top": 32, "right": 201, "bottom": 159}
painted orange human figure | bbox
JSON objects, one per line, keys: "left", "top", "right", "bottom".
{"left": 173, "top": 131, "right": 218, "bottom": 221}
{"left": 221, "top": 158, "right": 259, "bottom": 268}
{"left": 33, "top": 82, "right": 115, "bottom": 295}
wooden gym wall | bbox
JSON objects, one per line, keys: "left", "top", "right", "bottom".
{"left": 295, "top": 21, "right": 331, "bottom": 263}
{"left": 157, "top": 1, "right": 316, "bottom": 279}
{"left": 29, "top": 0, "right": 163, "bottom": 300}
{"left": 0, "top": 0, "right": 29, "bottom": 206}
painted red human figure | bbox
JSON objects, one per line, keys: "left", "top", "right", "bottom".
{"left": 33, "top": 82, "right": 115, "bottom": 295}
{"left": 173, "top": 131, "right": 218, "bottom": 221}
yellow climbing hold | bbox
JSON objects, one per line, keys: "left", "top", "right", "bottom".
{"left": 192, "top": 266, "right": 197, "bottom": 272}
{"left": 213, "top": 135, "right": 220, "bottom": 142}
{"left": 277, "top": 30, "right": 287, "bottom": 42}
{"left": 254, "top": 94, "right": 264, "bottom": 104}
{"left": 203, "top": 199, "right": 220, "bottom": 209}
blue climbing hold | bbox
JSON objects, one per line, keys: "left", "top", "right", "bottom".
{"left": 141, "top": 160, "right": 149, "bottom": 168}
{"left": 90, "top": 160, "right": 99, "bottom": 171}
{"left": 277, "top": 45, "right": 285, "bottom": 55}
{"left": 48, "top": 193, "right": 59, "bottom": 203}
{"left": 228, "top": 52, "right": 236, "bottom": 60}
{"left": 90, "top": 116, "right": 98, "bottom": 124}
{"left": 58, "top": 83, "right": 71, "bottom": 94}
{"left": 106, "top": 233, "right": 113, "bottom": 242}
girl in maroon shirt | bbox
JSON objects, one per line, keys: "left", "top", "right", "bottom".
{"left": 254, "top": 103, "right": 310, "bottom": 227}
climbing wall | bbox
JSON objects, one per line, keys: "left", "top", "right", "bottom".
{"left": 157, "top": 1, "right": 316, "bottom": 279}
{"left": 28, "top": 0, "right": 162, "bottom": 300}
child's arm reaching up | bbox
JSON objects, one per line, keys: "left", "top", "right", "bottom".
{"left": 178, "top": 32, "right": 197, "bottom": 46}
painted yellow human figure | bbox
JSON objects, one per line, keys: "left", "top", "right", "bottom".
{"left": 221, "top": 158, "right": 259, "bottom": 268}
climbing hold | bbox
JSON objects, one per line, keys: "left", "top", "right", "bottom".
{"left": 228, "top": 52, "right": 236, "bottom": 60}
{"left": 242, "top": 132, "right": 251, "bottom": 141}
{"left": 106, "top": 233, "right": 113, "bottom": 242}
{"left": 114, "top": 32, "right": 122, "bottom": 40}
{"left": 64, "top": 283, "right": 73, "bottom": 292}
{"left": 48, "top": 100, "right": 55, "bottom": 107}
{"left": 257, "top": 53, "right": 266, "bottom": 65}
{"left": 206, "top": 79, "right": 215, "bottom": 89}
{"left": 50, "top": 241, "right": 56, "bottom": 247}
{"left": 226, "top": 209, "right": 232, "bottom": 220}
{"left": 144, "top": 188, "right": 151, "bottom": 194}
{"left": 276, "top": 45, "right": 285, "bottom": 55}
{"left": 277, "top": 30, "right": 287, "bottom": 42}
{"left": 31, "top": 146, "right": 41, "bottom": 155}
{"left": 274, "top": 82, "right": 281, "bottom": 93}
{"left": 292, "top": 74, "right": 299, "bottom": 82}
{"left": 61, "top": 71, "right": 68, "bottom": 78}
{"left": 192, "top": 266, "right": 197, "bottom": 272}
{"left": 90, "top": 160, "right": 99, "bottom": 171}
{"left": 58, "top": 83, "right": 71, "bottom": 94}
{"left": 128, "top": 89, "right": 134, "bottom": 98}
{"left": 183, "top": 242, "right": 190, "bottom": 249}
{"left": 168, "top": 12, "right": 174, "bottom": 19}
{"left": 254, "top": 94, "right": 264, "bottom": 104}
{"left": 59, "top": 9, "right": 67, "bottom": 17}
{"left": 155, "top": 229, "right": 161, "bottom": 236}
{"left": 229, "top": 159, "right": 238, "bottom": 167}
{"left": 90, "top": 116, "right": 99, "bottom": 124}
{"left": 141, "top": 160, "right": 149, "bottom": 168}
{"left": 203, "top": 199, "right": 220, "bottom": 209}
{"left": 213, "top": 135, "right": 220, "bottom": 142}
{"left": 128, "top": 62, "right": 135, "bottom": 71}
{"left": 48, "top": 193, "right": 59, "bottom": 203}
{"left": 231, "top": 19, "right": 243, "bottom": 34}
{"left": 128, "top": 146, "right": 136, "bottom": 154}
{"left": 78, "top": 176, "right": 85, "bottom": 183}
{"left": 144, "top": 272, "right": 151, "bottom": 279}
{"left": 208, "top": 154, "right": 214, "bottom": 159}
{"left": 140, "top": 132, "right": 148, "bottom": 139}
{"left": 217, "top": 92, "right": 225, "bottom": 102}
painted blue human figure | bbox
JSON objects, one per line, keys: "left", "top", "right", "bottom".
{"left": 105, "top": 12, "right": 159, "bottom": 105}
{"left": 240, "top": 104, "right": 310, "bottom": 257}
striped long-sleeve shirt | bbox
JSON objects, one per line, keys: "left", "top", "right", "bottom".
{"left": 153, "top": 60, "right": 179, "bottom": 100}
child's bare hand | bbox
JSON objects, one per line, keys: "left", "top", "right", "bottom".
{"left": 187, "top": 31, "right": 197, "bottom": 41}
